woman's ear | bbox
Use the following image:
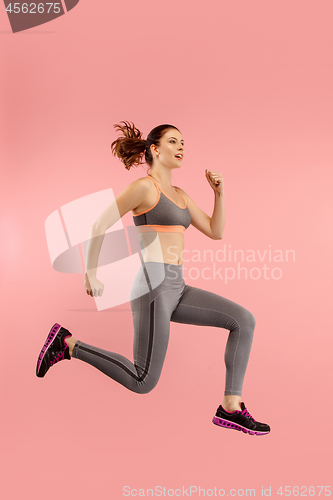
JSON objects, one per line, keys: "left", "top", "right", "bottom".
{"left": 150, "top": 144, "right": 159, "bottom": 157}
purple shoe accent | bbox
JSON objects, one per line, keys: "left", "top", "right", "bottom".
{"left": 212, "top": 416, "right": 269, "bottom": 436}
{"left": 36, "top": 323, "right": 61, "bottom": 373}
{"left": 36, "top": 323, "right": 72, "bottom": 377}
{"left": 49, "top": 348, "right": 66, "bottom": 366}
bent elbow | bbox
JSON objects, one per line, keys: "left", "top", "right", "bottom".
{"left": 91, "top": 222, "right": 107, "bottom": 237}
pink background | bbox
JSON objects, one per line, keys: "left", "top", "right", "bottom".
{"left": 1, "top": 1, "right": 332, "bottom": 498}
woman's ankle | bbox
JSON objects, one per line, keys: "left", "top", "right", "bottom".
{"left": 65, "top": 337, "right": 78, "bottom": 358}
{"left": 222, "top": 395, "right": 242, "bottom": 412}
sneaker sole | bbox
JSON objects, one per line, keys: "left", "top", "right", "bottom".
{"left": 212, "top": 416, "right": 269, "bottom": 435}
{"left": 36, "top": 323, "right": 62, "bottom": 377}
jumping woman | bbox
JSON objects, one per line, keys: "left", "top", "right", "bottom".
{"left": 36, "top": 121, "right": 270, "bottom": 436}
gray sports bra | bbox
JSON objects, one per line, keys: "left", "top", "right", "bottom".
{"left": 132, "top": 175, "right": 191, "bottom": 233}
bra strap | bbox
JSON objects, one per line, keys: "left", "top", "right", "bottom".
{"left": 147, "top": 174, "right": 161, "bottom": 192}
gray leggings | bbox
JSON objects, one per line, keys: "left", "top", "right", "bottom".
{"left": 72, "top": 262, "right": 255, "bottom": 396}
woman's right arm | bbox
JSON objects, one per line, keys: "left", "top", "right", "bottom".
{"left": 85, "top": 178, "right": 149, "bottom": 296}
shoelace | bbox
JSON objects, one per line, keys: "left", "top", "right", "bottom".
{"left": 241, "top": 407, "right": 256, "bottom": 422}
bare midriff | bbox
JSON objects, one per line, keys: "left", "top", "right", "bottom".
{"left": 136, "top": 229, "right": 185, "bottom": 265}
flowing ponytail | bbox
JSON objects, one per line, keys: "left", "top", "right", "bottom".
{"left": 111, "top": 121, "right": 180, "bottom": 170}
{"left": 111, "top": 121, "right": 146, "bottom": 170}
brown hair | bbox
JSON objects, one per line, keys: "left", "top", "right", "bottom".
{"left": 111, "top": 121, "right": 180, "bottom": 170}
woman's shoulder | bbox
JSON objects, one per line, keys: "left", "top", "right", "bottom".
{"left": 126, "top": 176, "right": 153, "bottom": 194}
{"left": 127, "top": 176, "right": 158, "bottom": 215}
{"left": 113, "top": 176, "right": 154, "bottom": 218}
{"left": 123, "top": 176, "right": 156, "bottom": 205}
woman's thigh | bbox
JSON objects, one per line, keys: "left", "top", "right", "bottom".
{"left": 130, "top": 279, "right": 185, "bottom": 384}
{"left": 170, "top": 284, "right": 255, "bottom": 331}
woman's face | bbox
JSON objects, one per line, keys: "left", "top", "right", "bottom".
{"left": 153, "top": 128, "right": 185, "bottom": 168}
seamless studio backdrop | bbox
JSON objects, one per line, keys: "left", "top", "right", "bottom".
{"left": 0, "top": 1, "right": 332, "bottom": 498}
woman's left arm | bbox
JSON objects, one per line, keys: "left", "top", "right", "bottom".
{"left": 174, "top": 169, "right": 225, "bottom": 240}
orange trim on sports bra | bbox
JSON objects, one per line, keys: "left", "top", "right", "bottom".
{"left": 132, "top": 175, "right": 187, "bottom": 217}
{"left": 147, "top": 175, "right": 187, "bottom": 210}
{"left": 135, "top": 225, "right": 185, "bottom": 234}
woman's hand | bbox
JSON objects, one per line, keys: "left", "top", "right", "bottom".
{"left": 205, "top": 169, "right": 224, "bottom": 196}
{"left": 84, "top": 273, "right": 104, "bottom": 297}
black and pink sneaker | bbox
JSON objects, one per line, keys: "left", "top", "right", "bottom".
{"left": 36, "top": 323, "right": 72, "bottom": 378}
{"left": 212, "top": 403, "right": 270, "bottom": 435}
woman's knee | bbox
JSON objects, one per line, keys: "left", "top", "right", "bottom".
{"left": 241, "top": 308, "right": 256, "bottom": 331}
{"left": 136, "top": 384, "right": 154, "bottom": 395}
{"left": 230, "top": 305, "right": 256, "bottom": 333}
{"left": 135, "top": 375, "right": 160, "bottom": 395}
